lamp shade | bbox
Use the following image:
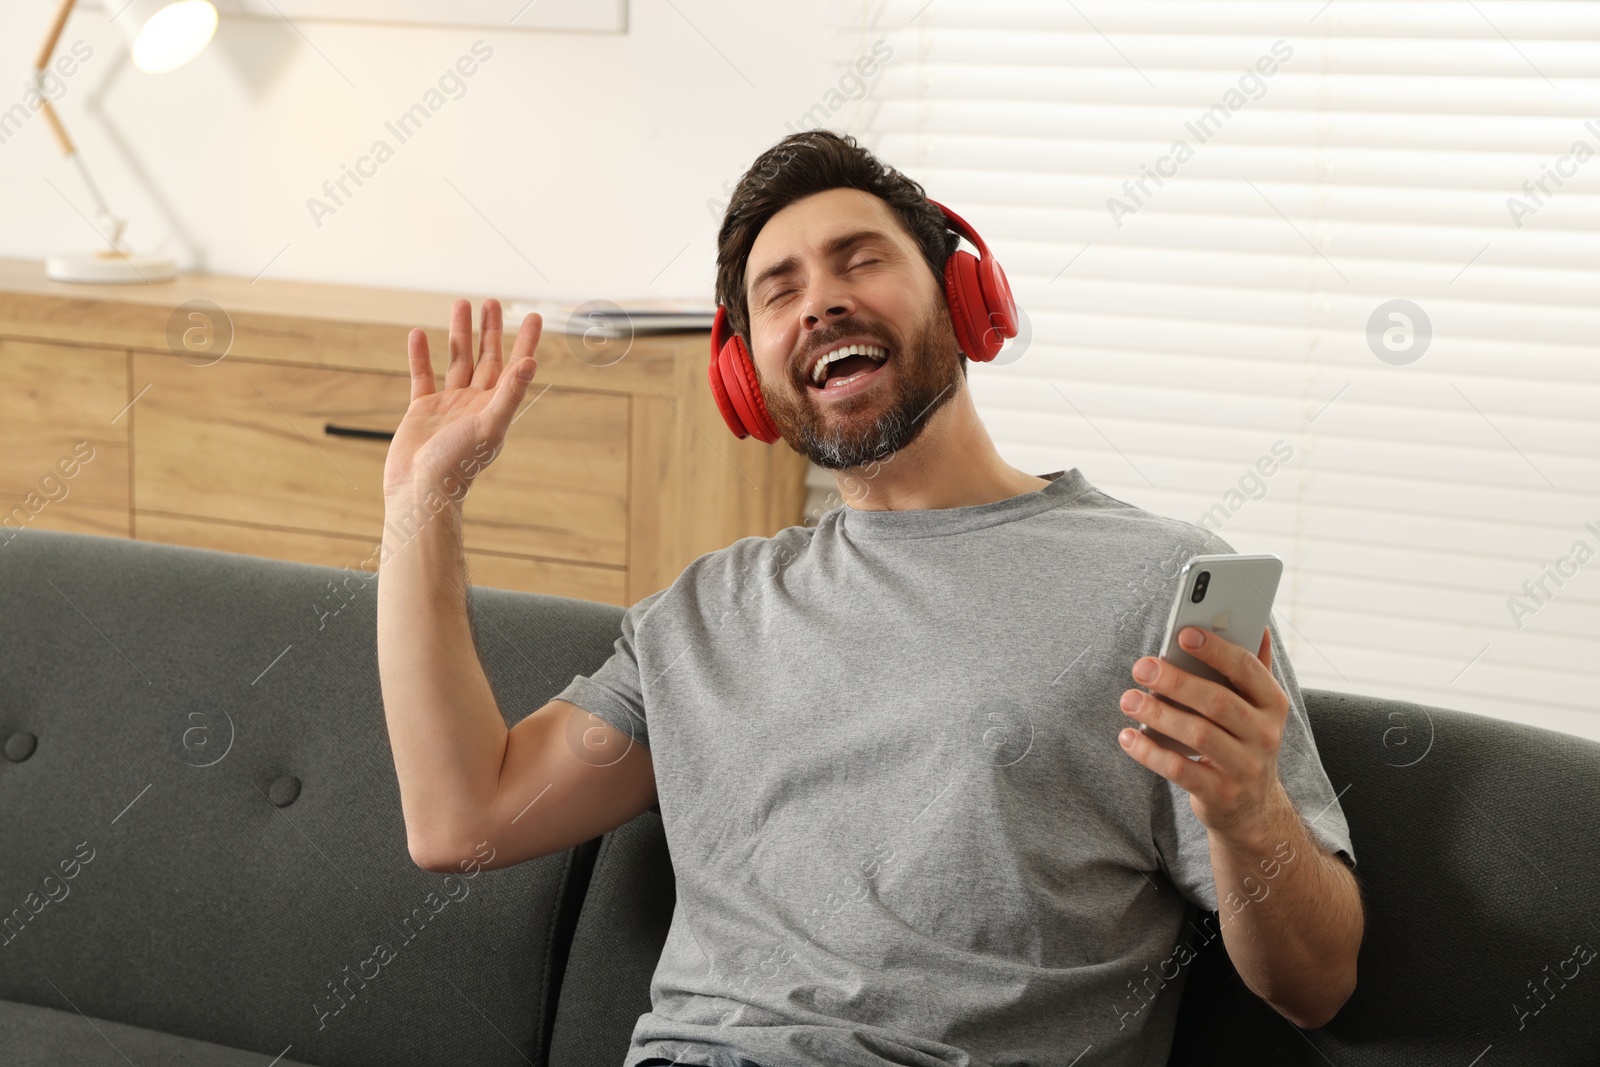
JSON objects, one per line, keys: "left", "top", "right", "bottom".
{"left": 115, "top": 0, "right": 218, "bottom": 74}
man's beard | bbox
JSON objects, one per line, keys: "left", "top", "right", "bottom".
{"left": 756, "top": 296, "right": 964, "bottom": 472}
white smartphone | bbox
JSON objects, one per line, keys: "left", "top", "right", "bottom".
{"left": 1138, "top": 552, "right": 1283, "bottom": 760}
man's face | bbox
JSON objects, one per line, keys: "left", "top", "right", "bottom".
{"left": 744, "top": 187, "right": 962, "bottom": 471}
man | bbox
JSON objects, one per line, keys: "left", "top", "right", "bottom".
{"left": 376, "top": 130, "right": 1362, "bottom": 1067}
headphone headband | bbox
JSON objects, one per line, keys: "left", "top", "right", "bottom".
{"left": 926, "top": 198, "right": 992, "bottom": 262}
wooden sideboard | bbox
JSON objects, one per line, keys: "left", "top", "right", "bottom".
{"left": 0, "top": 259, "right": 807, "bottom": 606}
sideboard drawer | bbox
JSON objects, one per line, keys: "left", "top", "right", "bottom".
{"left": 131, "top": 352, "right": 628, "bottom": 567}
{"left": 0, "top": 339, "right": 129, "bottom": 516}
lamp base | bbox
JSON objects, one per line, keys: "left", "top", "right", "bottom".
{"left": 46, "top": 251, "right": 176, "bottom": 284}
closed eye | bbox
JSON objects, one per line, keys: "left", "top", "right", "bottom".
{"left": 763, "top": 259, "right": 880, "bottom": 307}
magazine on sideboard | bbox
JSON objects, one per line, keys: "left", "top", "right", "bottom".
{"left": 508, "top": 298, "right": 717, "bottom": 339}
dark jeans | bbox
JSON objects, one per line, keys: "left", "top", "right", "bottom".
{"left": 637, "top": 1057, "right": 767, "bottom": 1067}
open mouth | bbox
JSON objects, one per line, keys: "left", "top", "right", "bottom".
{"left": 806, "top": 343, "right": 891, "bottom": 393}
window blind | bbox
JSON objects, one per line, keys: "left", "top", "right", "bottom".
{"left": 806, "top": 0, "right": 1600, "bottom": 741}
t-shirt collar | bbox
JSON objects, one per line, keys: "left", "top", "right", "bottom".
{"left": 834, "top": 467, "right": 1092, "bottom": 540}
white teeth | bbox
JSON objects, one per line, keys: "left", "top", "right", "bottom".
{"left": 810, "top": 343, "right": 889, "bottom": 385}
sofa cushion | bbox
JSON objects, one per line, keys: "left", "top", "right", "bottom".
{"left": 0, "top": 530, "right": 620, "bottom": 1067}
{"left": 0, "top": 999, "right": 323, "bottom": 1067}
{"left": 549, "top": 811, "right": 675, "bottom": 1067}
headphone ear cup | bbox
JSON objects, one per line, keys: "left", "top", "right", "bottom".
{"left": 719, "top": 333, "right": 782, "bottom": 444}
{"left": 976, "top": 256, "right": 1018, "bottom": 351}
{"left": 932, "top": 199, "right": 1021, "bottom": 364}
{"left": 944, "top": 249, "right": 1000, "bottom": 362}
{"left": 707, "top": 335, "right": 750, "bottom": 438}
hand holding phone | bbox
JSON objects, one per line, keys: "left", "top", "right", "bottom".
{"left": 1137, "top": 553, "right": 1283, "bottom": 760}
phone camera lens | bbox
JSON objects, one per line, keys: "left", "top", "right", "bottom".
{"left": 1191, "top": 571, "right": 1210, "bottom": 603}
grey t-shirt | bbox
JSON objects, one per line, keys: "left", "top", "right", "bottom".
{"left": 554, "top": 467, "right": 1356, "bottom": 1067}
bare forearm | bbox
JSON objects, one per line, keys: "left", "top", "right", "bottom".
{"left": 376, "top": 486, "right": 508, "bottom": 860}
{"left": 1210, "top": 784, "right": 1363, "bottom": 1029}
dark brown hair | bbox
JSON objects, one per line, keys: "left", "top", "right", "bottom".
{"left": 714, "top": 130, "right": 960, "bottom": 359}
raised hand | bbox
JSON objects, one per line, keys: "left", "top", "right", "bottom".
{"left": 382, "top": 298, "right": 542, "bottom": 501}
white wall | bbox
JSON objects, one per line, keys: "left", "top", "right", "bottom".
{"left": 0, "top": 2, "right": 836, "bottom": 302}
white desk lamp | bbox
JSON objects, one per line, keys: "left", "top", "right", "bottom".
{"left": 36, "top": 0, "right": 218, "bottom": 283}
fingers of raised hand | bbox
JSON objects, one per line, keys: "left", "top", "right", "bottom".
{"left": 509, "top": 310, "right": 542, "bottom": 366}
{"left": 488, "top": 354, "right": 531, "bottom": 430}
{"left": 406, "top": 327, "right": 435, "bottom": 403}
{"left": 446, "top": 298, "right": 475, "bottom": 391}
{"left": 472, "top": 299, "right": 505, "bottom": 391}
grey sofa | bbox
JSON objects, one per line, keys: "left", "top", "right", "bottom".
{"left": 3, "top": 529, "right": 1597, "bottom": 1067}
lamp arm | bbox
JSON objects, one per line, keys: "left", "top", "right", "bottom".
{"left": 33, "top": 0, "right": 129, "bottom": 252}
{"left": 34, "top": 0, "right": 77, "bottom": 154}
{"left": 35, "top": 0, "right": 77, "bottom": 72}
{"left": 64, "top": 148, "right": 129, "bottom": 250}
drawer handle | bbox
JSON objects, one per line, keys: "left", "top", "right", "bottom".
{"left": 324, "top": 422, "right": 396, "bottom": 442}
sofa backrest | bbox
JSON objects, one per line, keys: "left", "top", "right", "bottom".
{"left": 1168, "top": 690, "right": 1600, "bottom": 1065}
{"left": 0, "top": 529, "right": 622, "bottom": 1067}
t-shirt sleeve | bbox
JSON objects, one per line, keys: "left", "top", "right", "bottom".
{"left": 552, "top": 588, "right": 667, "bottom": 749}
{"left": 1158, "top": 609, "right": 1358, "bottom": 913}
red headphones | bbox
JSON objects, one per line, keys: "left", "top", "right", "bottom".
{"left": 707, "top": 199, "right": 1018, "bottom": 442}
